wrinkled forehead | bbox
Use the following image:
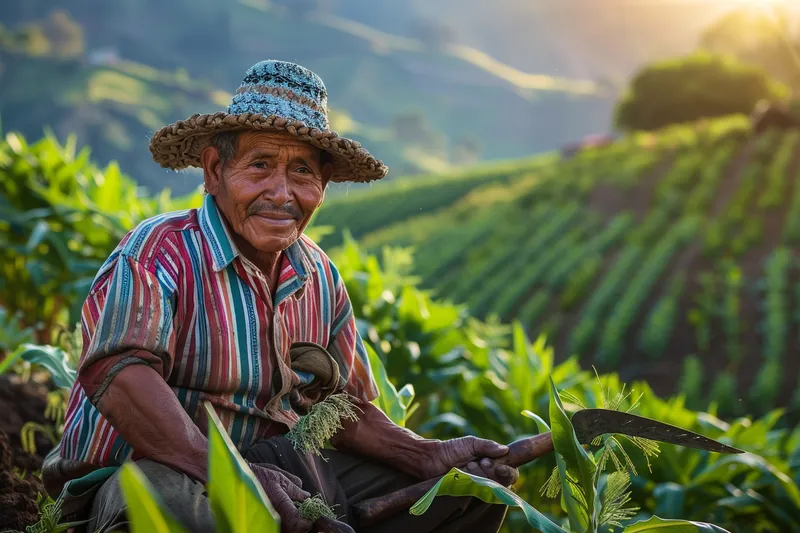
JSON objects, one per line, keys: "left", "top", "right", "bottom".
{"left": 237, "top": 130, "right": 321, "bottom": 157}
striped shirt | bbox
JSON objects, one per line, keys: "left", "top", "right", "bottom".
{"left": 47, "top": 193, "right": 378, "bottom": 495}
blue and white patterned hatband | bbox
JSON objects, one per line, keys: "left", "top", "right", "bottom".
{"left": 149, "top": 60, "right": 388, "bottom": 183}
{"left": 229, "top": 60, "right": 329, "bottom": 131}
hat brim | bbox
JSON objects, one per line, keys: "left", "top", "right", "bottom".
{"left": 149, "top": 112, "right": 388, "bottom": 183}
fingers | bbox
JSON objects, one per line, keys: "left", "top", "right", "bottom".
{"left": 493, "top": 463, "right": 520, "bottom": 487}
{"left": 282, "top": 477, "right": 312, "bottom": 502}
{"left": 471, "top": 437, "right": 510, "bottom": 459}
{"left": 463, "top": 458, "right": 519, "bottom": 487}
{"left": 464, "top": 460, "right": 492, "bottom": 479}
{"left": 268, "top": 467, "right": 310, "bottom": 501}
{"left": 261, "top": 464, "right": 305, "bottom": 489}
{"left": 269, "top": 488, "right": 313, "bottom": 533}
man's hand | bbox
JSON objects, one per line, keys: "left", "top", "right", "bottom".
{"left": 330, "top": 400, "right": 519, "bottom": 488}
{"left": 248, "top": 462, "right": 313, "bottom": 533}
{"left": 420, "top": 436, "right": 520, "bottom": 487}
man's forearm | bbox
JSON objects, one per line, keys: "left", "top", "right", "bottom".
{"left": 88, "top": 363, "right": 210, "bottom": 483}
{"left": 329, "top": 399, "right": 438, "bottom": 479}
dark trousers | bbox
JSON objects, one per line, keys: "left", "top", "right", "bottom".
{"left": 86, "top": 436, "right": 508, "bottom": 532}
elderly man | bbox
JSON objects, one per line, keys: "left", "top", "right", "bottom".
{"left": 42, "top": 60, "right": 517, "bottom": 532}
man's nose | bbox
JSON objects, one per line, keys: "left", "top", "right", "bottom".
{"left": 261, "top": 166, "right": 292, "bottom": 205}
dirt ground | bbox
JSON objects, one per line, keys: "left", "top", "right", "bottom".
{"left": 0, "top": 374, "right": 56, "bottom": 530}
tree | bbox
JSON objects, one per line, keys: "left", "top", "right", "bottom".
{"left": 699, "top": 7, "right": 800, "bottom": 92}
{"left": 614, "top": 52, "right": 790, "bottom": 132}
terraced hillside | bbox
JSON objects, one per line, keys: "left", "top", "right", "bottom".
{"left": 313, "top": 115, "right": 800, "bottom": 417}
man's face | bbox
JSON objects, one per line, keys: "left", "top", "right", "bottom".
{"left": 201, "top": 131, "right": 332, "bottom": 254}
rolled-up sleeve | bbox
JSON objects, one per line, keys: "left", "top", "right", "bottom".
{"left": 77, "top": 253, "right": 177, "bottom": 404}
{"left": 326, "top": 263, "right": 379, "bottom": 403}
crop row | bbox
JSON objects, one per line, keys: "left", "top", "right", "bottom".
{"left": 682, "top": 140, "right": 738, "bottom": 216}
{"left": 702, "top": 130, "right": 797, "bottom": 256}
{"left": 759, "top": 247, "right": 791, "bottom": 364}
{"left": 595, "top": 216, "right": 700, "bottom": 367}
{"left": 637, "top": 273, "right": 685, "bottom": 360}
{"left": 719, "top": 259, "right": 744, "bottom": 365}
{"left": 484, "top": 219, "right": 595, "bottom": 319}
{"left": 314, "top": 155, "right": 554, "bottom": 246}
{"left": 568, "top": 245, "right": 645, "bottom": 357}
{"left": 448, "top": 203, "right": 582, "bottom": 304}
{"left": 544, "top": 213, "right": 634, "bottom": 290}
{"left": 758, "top": 131, "right": 799, "bottom": 210}
{"left": 434, "top": 204, "right": 562, "bottom": 297}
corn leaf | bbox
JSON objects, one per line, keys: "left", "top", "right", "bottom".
{"left": 117, "top": 462, "right": 189, "bottom": 533}
{"left": 204, "top": 401, "right": 280, "bottom": 533}
{"left": 366, "top": 341, "right": 414, "bottom": 427}
{"left": 0, "top": 343, "right": 77, "bottom": 388}
{"left": 689, "top": 453, "right": 800, "bottom": 508}
{"left": 548, "top": 376, "right": 597, "bottom": 532}
{"left": 622, "top": 515, "right": 731, "bottom": 532}
{"left": 652, "top": 482, "right": 686, "bottom": 517}
{"left": 409, "top": 467, "right": 568, "bottom": 533}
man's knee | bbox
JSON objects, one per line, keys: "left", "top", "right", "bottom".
{"left": 89, "top": 459, "right": 214, "bottom": 533}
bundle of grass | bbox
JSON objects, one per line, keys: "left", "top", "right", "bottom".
{"left": 286, "top": 393, "right": 361, "bottom": 456}
{"left": 297, "top": 494, "right": 338, "bottom": 521}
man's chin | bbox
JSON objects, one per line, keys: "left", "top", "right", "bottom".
{"left": 246, "top": 233, "right": 298, "bottom": 254}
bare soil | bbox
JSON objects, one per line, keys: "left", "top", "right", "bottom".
{"left": 0, "top": 374, "right": 55, "bottom": 530}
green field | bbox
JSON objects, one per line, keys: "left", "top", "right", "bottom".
{"left": 4, "top": 127, "right": 800, "bottom": 533}
{"left": 314, "top": 115, "right": 800, "bottom": 417}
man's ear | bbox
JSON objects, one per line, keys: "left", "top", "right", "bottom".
{"left": 320, "top": 161, "right": 334, "bottom": 190}
{"left": 200, "top": 144, "right": 223, "bottom": 195}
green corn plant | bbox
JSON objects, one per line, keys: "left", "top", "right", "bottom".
{"left": 0, "top": 343, "right": 77, "bottom": 389}
{"left": 411, "top": 375, "right": 732, "bottom": 532}
{"left": 117, "top": 463, "right": 190, "bottom": 533}
{"left": 118, "top": 401, "right": 281, "bottom": 533}
{"left": 0, "top": 495, "right": 88, "bottom": 533}
{"left": 0, "top": 306, "right": 35, "bottom": 356}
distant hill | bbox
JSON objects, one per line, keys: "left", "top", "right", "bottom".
{"left": 0, "top": 0, "right": 620, "bottom": 196}
{"left": 313, "top": 115, "right": 800, "bottom": 418}
{"left": 2, "top": 0, "right": 774, "bottom": 195}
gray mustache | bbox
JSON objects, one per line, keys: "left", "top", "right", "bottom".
{"left": 247, "top": 202, "right": 302, "bottom": 219}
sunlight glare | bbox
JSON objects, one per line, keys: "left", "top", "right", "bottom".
{"left": 722, "top": 0, "right": 789, "bottom": 8}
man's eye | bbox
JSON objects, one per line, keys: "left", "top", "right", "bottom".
{"left": 295, "top": 166, "right": 312, "bottom": 174}
{"left": 252, "top": 161, "right": 267, "bottom": 169}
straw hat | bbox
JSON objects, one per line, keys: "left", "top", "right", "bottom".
{"left": 149, "top": 60, "right": 388, "bottom": 183}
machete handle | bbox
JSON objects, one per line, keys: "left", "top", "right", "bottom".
{"left": 353, "top": 432, "right": 555, "bottom": 527}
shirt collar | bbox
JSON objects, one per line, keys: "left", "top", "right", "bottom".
{"left": 198, "top": 194, "right": 316, "bottom": 279}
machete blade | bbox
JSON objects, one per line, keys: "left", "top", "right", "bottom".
{"left": 571, "top": 408, "right": 744, "bottom": 454}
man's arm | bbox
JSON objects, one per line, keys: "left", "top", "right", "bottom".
{"left": 329, "top": 398, "right": 436, "bottom": 479}
{"left": 89, "top": 362, "right": 210, "bottom": 483}
{"left": 330, "top": 399, "right": 518, "bottom": 485}
{"left": 73, "top": 253, "right": 210, "bottom": 481}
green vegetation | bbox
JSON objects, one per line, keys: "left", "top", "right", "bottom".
{"left": 0, "top": 1, "right": 617, "bottom": 196}
{"left": 615, "top": 52, "right": 789, "bottom": 132}
{"left": 3, "top": 129, "right": 800, "bottom": 533}
{"left": 317, "top": 114, "right": 800, "bottom": 418}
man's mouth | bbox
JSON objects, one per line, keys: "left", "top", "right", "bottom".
{"left": 255, "top": 212, "right": 296, "bottom": 221}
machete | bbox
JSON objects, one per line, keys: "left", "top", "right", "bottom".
{"left": 352, "top": 408, "right": 744, "bottom": 526}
